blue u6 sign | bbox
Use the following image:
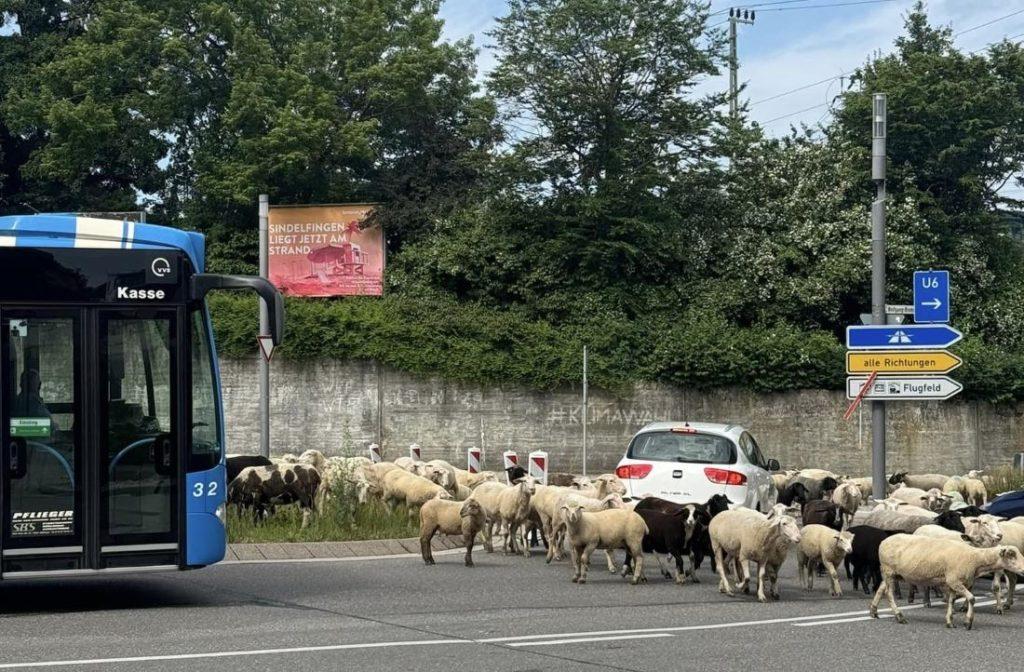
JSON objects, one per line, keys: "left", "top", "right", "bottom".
{"left": 914, "top": 270, "right": 950, "bottom": 324}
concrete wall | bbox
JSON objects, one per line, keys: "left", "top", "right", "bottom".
{"left": 220, "top": 358, "right": 1024, "bottom": 476}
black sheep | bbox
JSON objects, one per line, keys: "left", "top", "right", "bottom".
{"left": 226, "top": 454, "right": 274, "bottom": 483}
{"left": 623, "top": 508, "right": 696, "bottom": 583}
{"left": 802, "top": 498, "right": 842, "bottom": 530}
{"left": 777, "top": 482, "right": 811, "bottom": 507}
{"left": 844, "top": 525, "right": 898, "bottom": 594}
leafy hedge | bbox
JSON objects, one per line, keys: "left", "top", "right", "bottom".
{"left": 208, "top": 293, "right": 1024, "bottom": 402}
{"left": 208, "top": 293, "right": 1024, "bottom": 400}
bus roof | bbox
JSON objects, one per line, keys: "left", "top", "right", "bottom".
{"left": 0, "top": 214, "right": 205, "bottom": 271}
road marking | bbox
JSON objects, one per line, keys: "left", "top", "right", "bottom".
{"left": 0, "top": 640, "right": 472, "bottom": 669}
{"left": 220, "top": 548, "right": 462, "bottom": 565}
{"left": 793, "top": 595, "right": 1005, "bottom": 627}
{"left": 508, "top": 633, "right": 673, "bottom": 647}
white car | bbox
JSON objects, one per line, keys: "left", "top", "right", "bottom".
{"left": 614, "top": 421, "right": 778, "bottom": 511}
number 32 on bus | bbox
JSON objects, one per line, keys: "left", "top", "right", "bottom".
{"left": 0, "top": 214, "right": 283, "bottom": 578}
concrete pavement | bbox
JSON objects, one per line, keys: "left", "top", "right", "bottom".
{"left": 0, "top": 547, "right": 1016, "bottom": 671}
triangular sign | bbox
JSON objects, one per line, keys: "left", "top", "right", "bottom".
{"left": 257, "top": 335, "right": 276, "bottom": 362}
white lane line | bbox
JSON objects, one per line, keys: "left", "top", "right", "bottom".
{"left": 508, "top": 634, "right": 673, "bottom": 647}
{"left": 221, "top": 548, "right": 462, "bottom": 565}
{"left": 0, "top": 640, "right": 472, "bottom": 670}
{"left": 793, "top": 596, "right": 1004, "bottom": 627}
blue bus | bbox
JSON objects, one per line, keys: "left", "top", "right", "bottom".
{"left": 0, "top": 214, "right": 282, "bottom": 578}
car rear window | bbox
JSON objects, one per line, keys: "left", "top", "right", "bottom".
{"left": 627, "top": 431, "right": 736, "bottom": 464}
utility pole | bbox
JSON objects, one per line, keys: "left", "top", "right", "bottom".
{"left": 582, "top": 345, "right": 588, "bottom": 476}
{"left": 258, "top": 193, "right": 270, "bottom": 458}
{"left": 728, "top": 8, "right": 755, "bottom": 119}
{"left": 870, "top": 94, "right": 887, "bottom": 500}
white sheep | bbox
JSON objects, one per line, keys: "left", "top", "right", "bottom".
{"left": 912, "top": 515, "right": 1006, "bottom": 611}
{"left": 559, "top": 504, "right": 648, "bottom": 585}
{"left": 963, "top": 478, "right": 987, "bottom": 506}
{"left": 424, "top": 459, "right": 459, "bottom": 493}
{"left": 870, "top": 535, "right": 1024, "bottom": 629}
{"left": 381, "top": 468, "right": 452, "bottom": 513}
{"left": 796, "top": 525, "right": 854, "bottom": 596}
{"left": 454, "top": 468, "right": 498, "bottom": 489}
{"left": 419, "top": 497, "right": 486, "bottom": 567}
{"left": 842, "top": 476, "right": 876, "bottom": 500}
{"left": 496, "top": 477, "right": 538, "bottom": 557}
{"left": 467, "top": 481, "right": 510, "bottom": 552}
{"left": 993, "top": 520, "right": 1024, "bottom": 609}
{"left": 547, "top": 491, "right": 624, "bottom": 570}
{"left": 709, "top": 509, "right": 802, "bottom": 602}
{"left": 831, "top": 482, "right": 862, "bottom": 529}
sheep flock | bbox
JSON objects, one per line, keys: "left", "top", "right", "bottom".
{"left": 226, "top": 452, "right": 1024, "bottom": 631}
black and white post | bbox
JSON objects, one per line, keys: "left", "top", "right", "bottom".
{"left": 259, "top": 193, "right": 271, "bottom": 458}
{"left": 582, "top": 345, "right": 588, "bottom": 476}
{"left": 870, "top": 94, "right": 887, "bottom": 500}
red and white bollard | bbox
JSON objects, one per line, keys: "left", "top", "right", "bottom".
{"left": 502, "top": 450, "right": 519, "bottom": 484}
{"left": 367, "top": 443, "right": 382, "bottom": 464}
{"left": 409, "top": 443, "right": 421, "bottom": 461}
{"left": 528, "top": 450, "right": 548, "bottom": 486}
{"left": 467, "top": 447, "right": 482, "bottom": 474}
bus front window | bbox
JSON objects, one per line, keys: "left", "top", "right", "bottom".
{"left": 190, "top": 311, "right": 221, "bottom": 472}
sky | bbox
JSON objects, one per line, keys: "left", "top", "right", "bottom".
{"left": 438, "top": 0, "right": 1024, "bottom": 197}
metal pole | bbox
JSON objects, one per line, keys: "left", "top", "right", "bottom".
{"left": 729, "top": 16, "right": 738, "bottom": 119}
{"left": 870, "top": 94, "right": 887, "bottom": 500}
{"left": 582, "top": 345, "right": 588, "bottom": 476}
{"left": 258, "top": 194, "right": 270, "bottom": 458}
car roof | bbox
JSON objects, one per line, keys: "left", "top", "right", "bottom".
{"left": 633, "top": 421, "right": 747, "bottom": 441}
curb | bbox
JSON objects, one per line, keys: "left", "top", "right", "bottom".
{"left": 224, "top": 535, "right": 464, "bottom": 562}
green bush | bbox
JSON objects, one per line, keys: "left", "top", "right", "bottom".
{"left": 208, "top": 293, "right": 1024, "bottom": 401}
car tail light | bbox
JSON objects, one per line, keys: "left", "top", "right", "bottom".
{"left": 704, "top": 467, "right": 747, "bottom": 486}
{"left": 616, "top": 464, "right": 653, "bottom": 479}
{"left": 670, "top": 427, "right": 697, "bottom": 434}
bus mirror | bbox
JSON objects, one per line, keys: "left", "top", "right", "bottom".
{"left": 190, "top": 274, "right": 284, "bottom": 345}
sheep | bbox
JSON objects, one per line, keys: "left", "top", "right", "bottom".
{"left": 914, "top": 517, "right": 1002, "bottom": 546}
{"left": 1011, "top": 516, "right": 1024, "bottom": 527}
{"left": 777, "top": 482, "right": 811, "bottom": 507}
{"left": 454, "top": 468, "right": 498, "bottom": 489}
{"left": 228, "top": 462, "right": 321, "bottom": 528}
{"left": 802, "top": 499, "right": 842, "bottom": 531}
{"left": 843, "top": 476, "right": 878, "bottom": 500}
{"left": 891, "top": 504, "right": 939, "bottom": 519}
{"left": 861, "top": 508, "right": 934, "bottom": 533}
{"left": 573, "top": 474, "right": 627, "bottom": 500}
{"left": 453, "top": 483, "right": 473, "bottom": 501}
{"left": 869, "top": 536, "right": 1024, "bottom": 629}
{"left": 633, "top": 494, "right": 731, "bottom": 575}
{"left": 226, "top": 454, "right": 274, "bottom": 482}
{"left": 496, "top": 477, "right": 538, "bottom": 557}
{"left": 709, "top": 509, "right": 802, "bottom": 602}
{"left": 844, "top": 525, "right": 898, "bottom": 595}
{"left": 623, "top": 508, "right": 698, "bottom": 585}
{"left": 831, "top": 482, "right": 862, "bottom": 529}
{"left": 394, "top": 456, "right": 423, "bottom": 473}
{"left": 419, "top": 498, "right": 486, "bottom": 567}
{"left": 296, "top": 449, "right": 327, "bottom": 473}
{"left": 770, "top": 470, "right": 796, "bottom": 493}
{"left": 381, "top": 468, "right": 452, "bottom": 513}
{"left": 560, "top": 504, "right": 648, "bottom": 585}
{"left": 890, "top": 486, "right": 933, "bottom": 509}
{"left": 547, "top": 491, "right": 624, "bottom": 570}
{"left": 888, "top": 472, "right": 949, "bottom": 491}
{"left": 424, "top": 459, "right": 459, "bottom": 494}
{"left": 470, "top": 481, "right": 511, "bottom": 552}
{"left": 963, "top": 478, "right": 988, "bottom": 507}
{"left": 993, "top": 520, "right": 1024, "bottom": 608}
{"left": 796, "top": 525, "right": 854, "bottom": 596}
{"left": 790, "top": 473, "right": 839, "bottom": 501}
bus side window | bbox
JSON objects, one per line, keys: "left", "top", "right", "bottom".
{"left": 190, "top": 312, "right": 221, "bottom": 472}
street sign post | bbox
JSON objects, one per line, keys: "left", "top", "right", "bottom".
{"left": 845, "top": 324, "right": 962, "bottom": 350}
{"left": 846, "top": 375, "right": 963, "bottom": 401}
{"left": 846, "top": 350, "right": 962, "bottom": 375}
{"left": 914, "top": 270, "right": 950, "bottom": 324}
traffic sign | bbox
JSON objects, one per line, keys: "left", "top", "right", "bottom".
{"left": 846, "top": 350, "right": 962, "bottom": 375}
{"left": 845, "top": 324, "right": 962, "bottom": 350}
{"left": 846, "top": 376, "right": 963, "bottom": 401}
{"left": 257, "top": 335, "right": 276, "bottom": 362}
{"left": 885, "top": 304, "right": 914, "bottom": 315}
{"left": 914, "top": 270, "right": 950, "bottom": 324}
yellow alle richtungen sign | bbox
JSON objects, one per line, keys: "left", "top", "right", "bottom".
{"left": 846, "top": 350, "right": 962, "bottom": 375}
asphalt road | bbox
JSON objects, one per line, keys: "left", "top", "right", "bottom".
{"left": 0, "top": 547, "right": 1018, "bottom": 672}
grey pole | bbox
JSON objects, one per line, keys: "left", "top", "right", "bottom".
{"left": 582, "top": 345, "right": 588, "bottom": 476}
{"left": 258, "top": 194, "right": 270, "bottom": 458}
{"left": 870, "top": 94, "right": 887, "bottom": 500}
{"left": 727, "top": 9, "right": 755, "bottom": 119}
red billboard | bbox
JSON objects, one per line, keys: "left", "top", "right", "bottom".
{"left": 268, "top": 204, "right": 384, "bottom": 297}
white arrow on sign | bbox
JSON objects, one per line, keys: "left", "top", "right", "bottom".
{"left": 257, "top": 335, "right": 276, "bottom": 362}
{"left": 845, "top": 376, "right": 962, "bottom": 401}
{"left": 921, "top": 298, "right": 942, "bottom": 310}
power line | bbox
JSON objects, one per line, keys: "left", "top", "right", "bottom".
{"left": 709, "top": 0, "right": 820, "bottom": 17}
{"left": 954, "top": 8, "right": 1024, "bottom": 38}
{"left": 761, "top": 101, "right": 829, "bottom": 125}
{"left": 758, "top": 0, "right": 898, "bottom": 12}
{"left": 750, "top": 73, "right": 851, "bottom": 105}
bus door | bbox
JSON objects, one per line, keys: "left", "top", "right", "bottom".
{"left": 1, "top": 310, "right": 85, "bottom": 573}
{"left": 97, "top": 310, "right": 180, "bottom": 566}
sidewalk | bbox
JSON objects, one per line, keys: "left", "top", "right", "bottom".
{"left": 225, "top": 535, "right": 463, "bottom": 562}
